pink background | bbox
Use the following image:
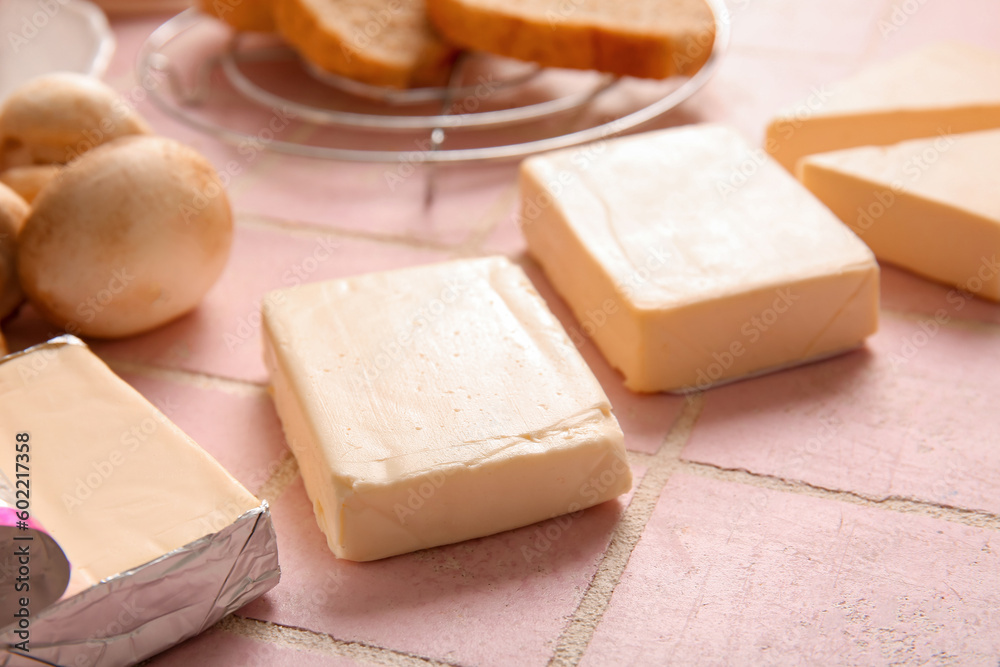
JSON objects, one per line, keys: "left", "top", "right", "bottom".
{"left": 5, "top": 0, "right": 1000, "bottom": 664}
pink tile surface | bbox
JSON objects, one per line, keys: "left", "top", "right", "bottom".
{"left": 583, "top": 473, "right": 1000, "bottom": 666}
{"left": 728, "top": 0, "right": 889, "bottom": 59}
{"left": 881, "top": 265, "right": 1000, "bottom": 326}
{"left": 237, "top": 156, "right": 516, "bottom": 246}
{"left": 147, "top": 626, "right": 356, "bottom": 667}
{"left": 4, "top": 224, "right": 448, "bottom": 383}
{"left": 870, "top": 0, "right": 1000, "bottom": 59}
{"left": 121, "top": 373, "right": 288, "bottom": 496}
{"left": 13, "top": 1, "right": 1000, "bottom": 664}
{"left": 684, "top": 315, "right": 1000, "bottom": 513}
{"left": 241, "top": 467, "right": 646, "bottom": 667}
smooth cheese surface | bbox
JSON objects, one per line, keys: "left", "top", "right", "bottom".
{"left": 0, "top": 342, "right": 260, "bottom": 583}
{"left": 521, "top": 123, "right": 880, "bottom": 393}
{"left": 262, "top": 256, "right": 630, "bottom": 561}
{"left": 800, "top": 129, "right": 1000, "bottom": 300}
{"left": 766, "top": 42, "right": 1000, "bottom": 171}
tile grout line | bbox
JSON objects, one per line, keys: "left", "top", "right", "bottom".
{"left": 548, "top": 394, "right": 706, "bottom": 667}
{"left": 253, "top": 451, "right": 301, "bottom": 505}
{"left": 218, "top": 615, "right": 458, "bottom": 667}
{"left": 456, "top": 183, "right": 520, "bottom": 257}
{"left": 682, "top": 460, "right": 1000, "bottom": 532}
{"left": 234, "top": 211, "right": 468, "bottom": 254}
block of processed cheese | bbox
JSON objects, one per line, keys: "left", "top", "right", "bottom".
{"left": 262, "top": 256, "right": 631, "bottom": 562}
{"left": 765, "top": 42, "right": 1000, "bottom": 172}
{"left": 0, "top": 338, "right": 261, "bottom": 584}
{"left": 520, "top": 124, "right": 880, "bottom": 393}
{"left": 799, "top": 129, "right": 1000, "bottom": 301}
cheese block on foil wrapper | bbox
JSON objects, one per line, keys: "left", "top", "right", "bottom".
{"left": 0, "top": 336, "right": 279, "bottom": 667}
{"left": 799, "top": 129, "right": 1000, "bottom": 301}
{"left": 766, "top": 42, "right": 1000, "bottom": 172}
{"left": 520, "top": 124, "right": 879, "bottom": 393}
{"left": 262, "top": 256, "right": 631, "bottom": 562}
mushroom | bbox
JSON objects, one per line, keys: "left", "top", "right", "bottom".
{"left": 17, "top": 135, "right": 233, "bottom": 338}
{"left": 0, "top": 165, "right": 62, "bottom": 203}
{"left": 0, "top": 182, "right": 30, "bottom": 320}
{"left": 0, "top": 72, "right": 151, "bottom": 170}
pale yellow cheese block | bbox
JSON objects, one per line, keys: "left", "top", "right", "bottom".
{"left": 0, "top": 340, "right": 260, "bottom": 583}
{"left": 766, "top": 42, "right": 1000, "bottom": 172}
{"left": 521, "top": 124, "right": 880, "bottom": 393}
{"left": 799, "top": 129, "right": 1000, "bottom": 301}
{"left": 262, "top": 256, "right": 631, "bottom": 562}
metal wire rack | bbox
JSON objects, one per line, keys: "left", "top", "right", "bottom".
{"left": 137, "top": 0, "right": 729, "bottom": 163}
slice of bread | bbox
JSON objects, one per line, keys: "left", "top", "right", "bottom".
{"left": 273, "top": 0, "right": 459, "bottom": 88}
{"left": 200, "top": 0, "right": 276, "bottom": 32}
{"left": 426, "top": 0, "right": 716, "bottom": 79}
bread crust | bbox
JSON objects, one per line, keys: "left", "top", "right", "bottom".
{"left": 274, "top": 0, "right": 458, "bottom": 88}
{"left": 200, "top": 0, "right": 276, "bottom": 32}
{"left": 426, "top": 0, "right": 716, "bottom": 79}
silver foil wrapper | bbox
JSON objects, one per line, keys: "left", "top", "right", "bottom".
{"left": 0, "top": 470, "right": 71, "bottom": 622}
{"left": 0, "top": 337, "right": 281, "bottom": 666}
{"left": 0, "top": 502, "right": 278, "bottom": 666}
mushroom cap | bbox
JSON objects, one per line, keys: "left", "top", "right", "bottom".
{"left": 18, "top": 135, "right": 233, "bottom": 338}
{"left": 0, "top": 165, "right": 62, "bottom": 203}
{"left": 0, "top": 182, "right": 29, "bottom": 320}
{"left": 0, "top": 72, "right": 151, "bottom": 169}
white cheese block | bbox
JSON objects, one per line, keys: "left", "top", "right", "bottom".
{"left": 766, "top": 42, "right": 1000, "bottom": 172}
{"left": 262, "top": 256, "right": 631, "bottom": 562}
{"left": 0, "top": 340, "right": 260, "bottom": 584}
{"left": 799, "top": 129, "right": 1000, "bottom": 301}
{"left": 520, "top": 123, "right": 880, "bottom": 393}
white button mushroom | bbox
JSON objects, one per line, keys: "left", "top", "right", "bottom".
{"left": 17, "top": 135, "right": 234, "bottom": 339}
{"left": 0, "top": 182, "right": 29, "bottom": 321}
{"left": 0, "top": 72, "right": 151, "bottom": 170}
{"left": 0, "top": 165, "right": 62, "bottom": 203}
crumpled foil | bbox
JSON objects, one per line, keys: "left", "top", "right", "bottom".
{"left": 0, "top": 499, "right": 279, "bottom": 666}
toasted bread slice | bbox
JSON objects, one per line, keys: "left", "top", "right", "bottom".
{"left": 427, "top": 0, "right": 715, "bottom": 79}
{"left": 273, "top": 0, "right": 459, "bottom": 88}
{"left": 200, "top": 0, "right": 276, "bottom": 32}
